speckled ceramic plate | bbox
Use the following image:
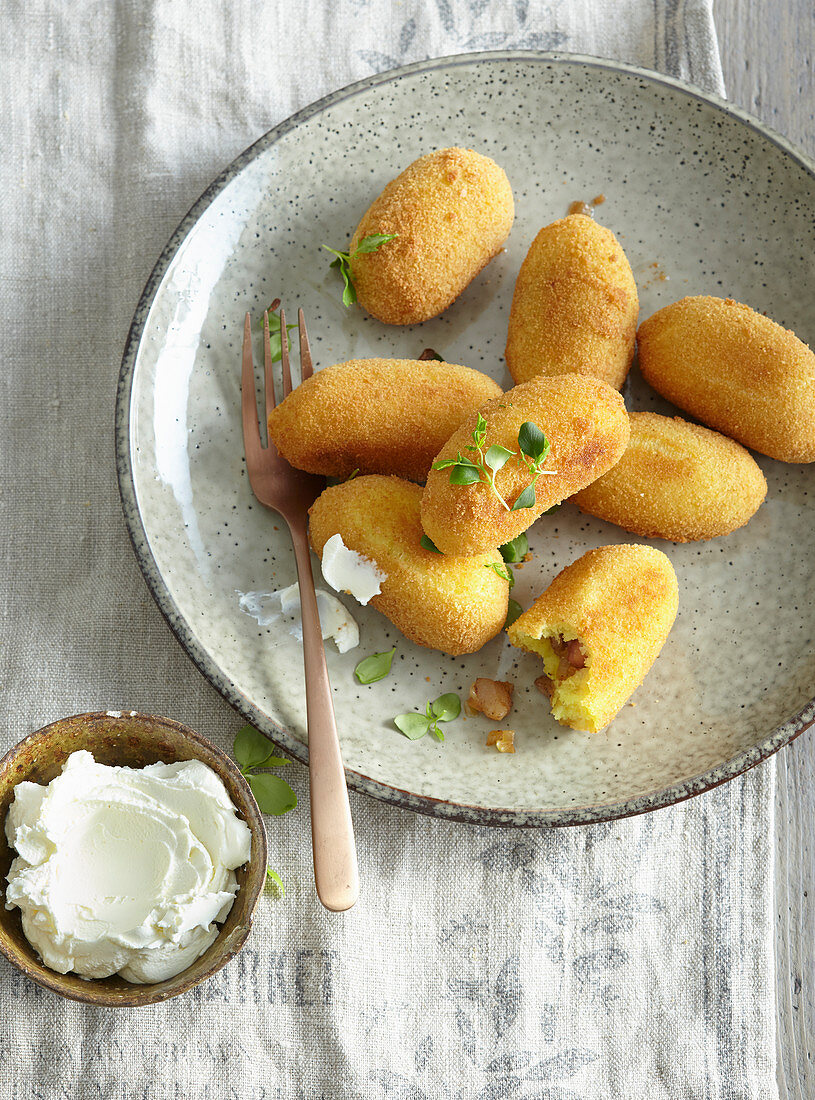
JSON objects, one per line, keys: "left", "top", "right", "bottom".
{"left": 116, "top": 52, "right": 815, "bottom": 827}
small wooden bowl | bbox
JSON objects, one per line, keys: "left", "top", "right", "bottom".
{"left": 0, "top": 712, "right": 268, "bottom": 1007}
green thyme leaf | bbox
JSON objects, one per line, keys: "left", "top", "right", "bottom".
{"left": 499, "top": 532, "right": 528, "bottom": 563}
{"left": 394, "top": 692, "right": 460, "bottom": 742}
{"left": 518, "top": 422, "right": 550, "bottom": 464}
{"left": 353, "top": 232, "right": 398, "bottom": 254}
{"left": 394, "top": 713, "right": 432, "bottom": 740}
{"left": 248, "top": 773, "right": 297, "bottom": 816}
{"left": 431, "top": 693, "right": 461, "bottom": 722}
{"left": 511, "top": 484, "right": 537, "bottom": 511}
{"left": 323, "top": 236, "right": 396, "bottom": 307}
{"left": 485, "top": 444, "right": 514, "bottom": 472}
{"left": 485, "top": 561, "right": 515, "bottom": 589}
{"left": 449, "top": 464, "right": 482, "bottom": 485}
{"left": 505, "top": 598, "right": 523, "bottom": 628}
{"left": 420, "top": 534, "right": 442, "bottom": 554}
{"left": 234, "top": 724, "right": 275, "bottom": 771}
{"left": 354, "top": 646, "right": 397, "bottom": 685}
{"left": 266, "top": 867, "right": 286, "bottom": 896}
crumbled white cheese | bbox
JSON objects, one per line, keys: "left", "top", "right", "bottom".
{"left": 238, "top": 584, "right": 359, "bottom": 653}
{"left": 320, "top": 534, "right": 386, "bottom": 606}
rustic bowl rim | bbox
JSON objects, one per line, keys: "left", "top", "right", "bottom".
{"left": 0, "top": 711, "right": 268, "bottom": 1007}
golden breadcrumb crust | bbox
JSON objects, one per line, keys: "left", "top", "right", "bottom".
{"left": 504, "top": 214, "right": 638, "bottom": 389}
{"left": 572, "top": 411, "right": 767, "bottom": 541}
{"left": 638, "top": 296, "right": 815, "bottom": 463}
{"left": 348, "top": 147, "right": 514, "bottom": 325}
{"left": 308, "top": 475, "right": 508, "bottom": 656}
{"left": 268, "top": 358, "right": 502, "bottom": 482}
{"left": 507, "top": 544, "right": 678, "bottom": 733}
{"left": 420, "top": 374, "right": 630, "bottom": 556}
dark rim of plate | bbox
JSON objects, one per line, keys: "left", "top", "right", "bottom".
{"left": 114, "top": 50, "right": 815, "bottom": 828}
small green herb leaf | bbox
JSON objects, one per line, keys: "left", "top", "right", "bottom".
{"left": 354, "top": 646, "right": 397, "bottom": 685}
{"left": 505, "top": 598, "right": 523, "bottom": 628}
{"left": 485, "top": 561, "right": 515, "bottom": 589}
{"left": 518, "top": 422, "right": 550, "bottom": 464}
{"left": 248, "top": 773, "right": 298, "bottom": 816}
{"left": 394, "top": 713, "right": 431, "bottom": 740}
{"left": 499, "top": 532, "right": 528, "bottom": 563}
{"left": 353, "top": 232, "right": 398, "bottom": 254}
{"left": 543, "top": 502, "right": 561, "bottom": 515}
{"left": 266, "top": 867, "right": 286, "bottom": 896}
{"left": 511, "top": 484, "right": 537, "bottom": 511}
{"left": 449, "top": 464, "right": 482, "bottom": 485}
{"left": 429, "top": 724, "right": 445, "bottom": 742}
{"left": 431, "top": 693, "right": 461, "bottom": 722}
{"left": 234, "top": 724, "right": 275, "bottom": 771}
{"left": 420, "top": 534, "right": 442, "bottom": 554}
{"left": 485, "top": 444, "right": 514, "bottom": 472}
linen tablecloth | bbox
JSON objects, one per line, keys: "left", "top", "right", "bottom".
{"left": 1, "top": 2, "right": 776, "bottom": 1097}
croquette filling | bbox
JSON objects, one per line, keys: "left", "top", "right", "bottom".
{"left": 518, "top": 631, "right": 597, "bottom": 730}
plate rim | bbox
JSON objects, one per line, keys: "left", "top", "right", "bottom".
{"left": 115, "top": 48, "right": 815, "bottom": 828}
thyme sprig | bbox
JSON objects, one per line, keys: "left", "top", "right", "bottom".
{"left": 432, "top": 416, "right": 555, "bottom": 511}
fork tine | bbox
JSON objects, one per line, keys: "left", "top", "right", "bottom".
{"left": 298, "top": 308, "right": 314, "bottom": 380}
{"left": 279, "top": 307, "right": 293, "bottom": 398}
{"left": 241, "top": 313, "right": 262, "bottom": 457}
{"left": 263, "top": 311, "right": 276, "bottom": 427}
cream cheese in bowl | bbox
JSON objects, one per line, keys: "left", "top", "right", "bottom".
{"left": 4, "top": 749, "right": 252, "bottom": 984}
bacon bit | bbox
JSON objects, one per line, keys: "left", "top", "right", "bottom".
{"left": 592, "top": 194, "right": 606, "bottom": 206}
{"left": 487, "top": 729, "right": 515, "bottom": 753}
{"left": 467, "top": 677, "right": 514, "bottom": 721}
{"left": 418, "top": 348, "right": 442, "bottom": 361}
{"left": 534, "top": 675, "right": 552, "bottom": 699}
{"left": 565, "top": 639, "right": 586, "bottom": 669}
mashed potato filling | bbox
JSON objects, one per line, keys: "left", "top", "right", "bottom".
{"left": 517, "top": 629, "right": 598, "bottom": 731}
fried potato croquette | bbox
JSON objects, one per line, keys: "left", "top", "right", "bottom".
{"left": 309, "top": 476, "right": 508, "bottom": 656}
{"left": 638, "top": 296, "right": 815, "bottom": 463}
{"left": 507, "top": 544, "right": 678, "bottom": 732}
{"left": 348, "top": 148, "right": 514, "bottom": 325}
{"left": 268, "top": 358, "right": 502, "bottom": 482}
{"left": 504, "top": 214, "right": 638, "bottom": 389}
{"left": 420, "top": 375, "right": 630, "bottom": 556}
{"left": 572, "top": 412, "right": 767, "bottom": 541}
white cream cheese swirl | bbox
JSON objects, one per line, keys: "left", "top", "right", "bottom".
{"left": 4, "top": 750, "right": 252, "bottom": 984}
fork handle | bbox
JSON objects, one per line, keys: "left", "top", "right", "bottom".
{"left": 289, "top": 525, "right": 360, "bottom": 912}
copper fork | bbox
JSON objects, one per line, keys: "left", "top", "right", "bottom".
{"left": 241, "top": 307, "right": 359, "bottom": 912}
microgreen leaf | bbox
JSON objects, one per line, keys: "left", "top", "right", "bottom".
{"left": 499, "top": 533, "right": 528, "bottom": 563}
{"left": 485, "top": 444, "right": 514, "bottom": 472}
{"left": 511, "top": 484, "right": 537, "bottom": 511}
{"left": 266, "top": 867, "right": 286, "bottom": 896}
{"left": 324, "top": 236, "right": 396, "bottom": 307}
{"left": 485, "top": 561, "right": 515, "bottom": 589}
{"left": 420, "top": 534, "right": 442, "bottom": 554}
{"left": 248, "top": 773, "right": 298, "bottom": 816}
{"left": 449, "top": 464, "right": 482, "bottom": 485}
{"left": 354, "top": 646, "right": 396, "bottom": 685}
{"left": 394, "top": 713, "right": 432, "bottom": 740}
{"left": 431, "top": 693, "right": 461, "bottom": 722}
{"left": 543, "top": 503, "right": 561, "bottom": 515}
{"left": 505, "top": 598, "right": 523, "bottom": 628}
{"left": 394, "top": 692, "right": 460, "bottom": 742}
{"left": 353, "top": 232, "right": 398, "bottom": 254}
{"left": 234, "top": 724, "right": 276, "bottom": 771}
{"left": 518, "top": 422, "right": 550, "bottom": 464}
